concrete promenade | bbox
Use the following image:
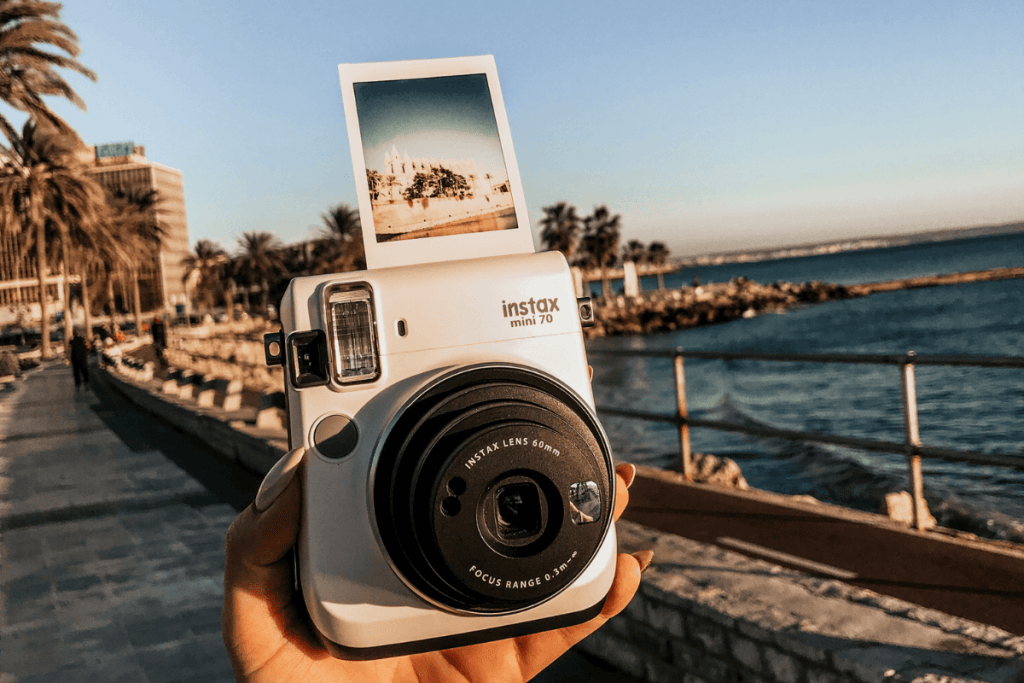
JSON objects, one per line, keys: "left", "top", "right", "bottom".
{"left": 0, "top": 362, "right": 245, "bottom": 682}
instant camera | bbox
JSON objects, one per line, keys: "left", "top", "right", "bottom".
{"left": 264, "top": 56, "right": 617, "bottom": 659}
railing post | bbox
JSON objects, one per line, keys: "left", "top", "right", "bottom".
{"left": 674, "top": 351, "right": 693, "bottom": 481}
{"left": 900, "top": 352, "right": 926, "bottom": 530}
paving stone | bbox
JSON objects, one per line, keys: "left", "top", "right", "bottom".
{"left": 0, "top": 366, "right": 238, "bottom": 683}
{"left": 97, "top": 542, "right": 140, "bottom": 561}
{"left": 55, "top": 573, "right": 106, "bottom": 593}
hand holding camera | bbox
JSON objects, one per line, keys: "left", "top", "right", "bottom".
{"left": 222, "top": 450, "right": 650, "bottom": 682}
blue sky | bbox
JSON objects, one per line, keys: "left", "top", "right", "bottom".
{"left": 36, "top": 0, "right": 1024, "bottom": 258}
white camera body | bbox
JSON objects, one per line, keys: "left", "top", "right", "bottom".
{"left": 274, "top": 250, "right": 617, "bottom": 659}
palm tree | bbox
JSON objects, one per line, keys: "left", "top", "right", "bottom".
{"left": 366, "top": 169, "right": 381, "bottom": 200}
{"left": 181, "top": 239, "right": 227, "bottom": 312}
{"left": 0, "top": 0, "right": 97, "bottom": 145}
{"left": 381, "top": 174, "right": 400, "bottom": 202}
{"left": 46, "top": 164, "right": 116, "bottom": 345}
{"left": 0, "top": 119, "right": 101, "bottom": 358}
{"left": 313, "top": 203, "right": 364, "bottom": 274}
{"left": 539, "top": 202, "right": 581, "bottom": 262}
{"left": 234, "top": 231, "right": 285, "bottom": 317}
{"left": 622, "top": 239, "right": 646, "bottom": 265}
{"left": 76, "top": 229, "right": 124, "bottom": 340}
{"left": 580, "top": 205, "right": 621, "bottom": 300}
{"left": 107, "top": 186, "right": 162, "bottom": 333}
{"left": 646, "top": 241, "right": 670, "bottom": 289}
{"left": 221, "top": 254, "right": 242, "bottom": 321}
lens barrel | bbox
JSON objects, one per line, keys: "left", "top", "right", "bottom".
{"left": 373, "top": 365, "right": 614, "bottom": 614}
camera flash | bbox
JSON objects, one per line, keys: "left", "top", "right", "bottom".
{"left": 326, "top": 284, "right": 380, "bottom": 385}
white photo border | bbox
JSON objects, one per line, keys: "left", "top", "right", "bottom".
{"left": 338, "top": 55, "right": 535, "bottom": 270}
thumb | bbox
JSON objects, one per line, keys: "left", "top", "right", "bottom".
{"left": 222, "top": 457, "right": 307, "bottom": 675}
{"left": 224, "top": 472, "right": 302, "bottom": 581}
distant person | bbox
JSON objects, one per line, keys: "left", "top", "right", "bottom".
{"left": 70, "top": 330, "right": 90, "bottom": 387}
{"left": 151, "top": 316, "right": 167, "bottom": 363}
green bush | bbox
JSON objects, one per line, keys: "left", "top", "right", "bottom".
{"left": 0, "top": 350, "right": 20, "bottom": 377}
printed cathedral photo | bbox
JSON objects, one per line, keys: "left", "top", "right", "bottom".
{"left": 354, "top": 74, "right": 518, "bottom": 243}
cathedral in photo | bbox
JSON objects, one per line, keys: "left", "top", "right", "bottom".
{"left": 365, "top": 145, "right": 517, "bottom": 242}
{"left": 369, "top": 145, "right": 508, "bottom": 204}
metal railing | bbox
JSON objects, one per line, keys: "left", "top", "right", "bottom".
{"left": 588, "top": 348, "right": 1024, "bottom": 530}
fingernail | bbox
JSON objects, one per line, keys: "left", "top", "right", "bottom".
{"left": 632, "top": 549, "right": 654, "bottom": 574}
{"left": 255, "top": 447, "right": 305, "bottom": 513}
{"left": 619, "top": 463, "right": 637, "bottom": 489}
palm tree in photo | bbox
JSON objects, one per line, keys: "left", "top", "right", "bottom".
{"left": 0, "top": 0, "right": 97, "bottom": 145}
{"left": 381, "top": 174, "right": 399, "bottom": 202}
{"left": 366, "top": 169, "right": 381, "bottom": 200}
{"left": 580, "top": 205, "right": 621, "bottom": 300}
{"left": 181, "top": 239, "right": 227, "bottom": 313}
{"left": 539, "top": 202, "right": 581, "bottom": 262}
{"left": 234, "top": 231, "right": 285, "bottom": 317}
{"left": 313, "top": 203, "right": 364, "bottom": 274}
{"left": 0, "top": 119, "right": 101, "bottom": 358}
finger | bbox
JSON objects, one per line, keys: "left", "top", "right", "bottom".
{"left": 598, "top": 552, "right": 644, "bottom": 620}
{"left": 612, "top": 462, "right": 634, "bottom": 522}
{"left": 512, "top": 551, "right": 643, "bottom": 677}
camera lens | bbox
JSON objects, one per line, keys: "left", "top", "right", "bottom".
{"left": 496, "top": 482, "right": 541, "bottom": 539}
{"left": 373, "top": 364, "right": 614, "bottom": 614}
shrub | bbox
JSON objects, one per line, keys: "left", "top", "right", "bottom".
{"left": 0, "top": 350, "right": 20, "bottom": 377}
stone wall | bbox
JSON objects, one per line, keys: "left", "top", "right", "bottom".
{"left": 99, "top": 360, "right": 286, "bottom": 475}
{"left": 587, "top": 522, "right": 1024, "bottom": 683}
{"left": 587, "top": 279, "right": 854, "bottom": 338}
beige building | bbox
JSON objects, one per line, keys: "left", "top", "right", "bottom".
{"left": 0, "top": 142, "right": 190, "bottom": 325}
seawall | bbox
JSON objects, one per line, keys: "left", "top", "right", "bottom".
{"left": 96, "top": 363, "right": 1024, "bottom": 682}
{"left": 587, "top": 266, "right": 1024, "bottom": 338}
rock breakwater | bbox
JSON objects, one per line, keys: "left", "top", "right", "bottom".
{"left": 586, "top": 278, "right": 853, "bottom": 337}
{"left": 586, "top": 266, "right": 1024, "bottom": 338}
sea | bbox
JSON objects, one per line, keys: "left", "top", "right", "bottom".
{"left": 587, "top": 231, "right": 1024, "bottom": 542}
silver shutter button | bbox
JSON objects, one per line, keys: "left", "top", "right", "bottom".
{"left": 313, "top": 415, "right": 359, "bottom": 459}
